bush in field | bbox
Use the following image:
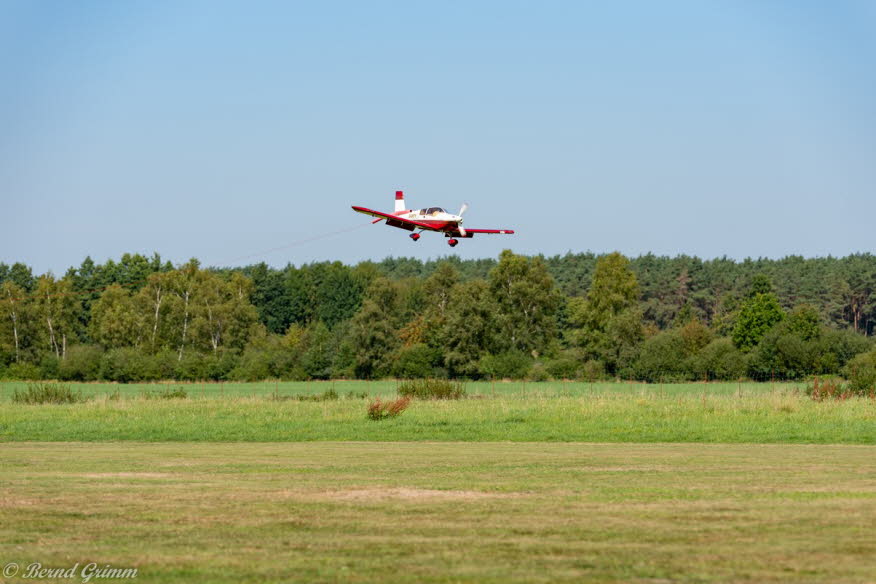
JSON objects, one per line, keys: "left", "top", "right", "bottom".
{"left": 100, "top": 348, "right": 149, "bottom": 382}
{"left": 2, "top": 362, "right": 43, "bottom": 380}
{"left": 581, "top": 359, "right": 606, "bottom": 381}
{"left": 12, "top": 382, "right": 82, "bottom": 404}
{"left": 39, "top": 355, "right": 60, "bottom": 379}
{"left": 478, "top": 350, "right": 532, "bottom": 379}
{"left": 689, "top": 338, "right": 746, "bottom": 380}
{"left": 821, "top": 329, "right": 873, "bottom": 371}
{"left": 544, "top": 355, "right": 582, "bottom": 380}
{"left": 749, "top": 309, "right": 873, "bottom": 381}
{"left": 367, "top": 396, "right": 411, "bottom": 420}
{"left": 397, "top": 378, "right": 466, "bottom": 400}
{"left": 844, "top": 349, "right": 876, "bottom": 393}
{"left": 58, "top": 345, "right": 103, "bottom": 381}
{"left": 392, "top": 343, "right": 443, "bottom": 378}
{"left": 175, "top": 350, "right": 237, "bottom": 381}
{"left": 144, "top": 349, "right": 179, "bottom": 380}
{"left": 527, "top": 362, "right": 551, "bottom": 381}
{"left": 634, "top": 330, "right": 689, "bottom": 382}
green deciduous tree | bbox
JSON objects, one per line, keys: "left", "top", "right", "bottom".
{"left": 732, "top": 292, "right": 785, "bottom": 351}
{"left": 441, "top": 280, "right": 497, "bottom": 378}
{"left": 90, "top": 285, "right": 146, "bottom": 348}
{"left": 568, "top": 252, "right": 644, "bottom": 375}
{"left": 488, "top": 250, "right": 561, "bottom": 357}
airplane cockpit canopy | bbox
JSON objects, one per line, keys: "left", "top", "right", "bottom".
{"left": 420, "top": 207, "right": 446, "bottom": 215}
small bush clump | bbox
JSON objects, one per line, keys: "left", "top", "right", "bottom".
{"left": 367, "top": 397, "right": 411, "bottom": 421}
{"left": 142, "top": 387, "right": 188, "bottom": 400}
{"left": 397, "top": 379, "right": 465, "bottom": 400}
{"left": 12, "top": 382, "right": 83, "bottom": 404}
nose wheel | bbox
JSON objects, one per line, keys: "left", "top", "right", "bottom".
{"left": 410, "top": 233, "right": 421, "bottom": 241}
{"left": 447, "top": 238, "right": 458, "bottom": 247}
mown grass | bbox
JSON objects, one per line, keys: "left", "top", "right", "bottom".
{"left": 1, "top": 391, "right": 874, "bottom": 443}
{"left": 1, "top": 442, "right": 875, "bottom": 583}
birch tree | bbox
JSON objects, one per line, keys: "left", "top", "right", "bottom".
{"left": 33, "top": 275, "right": 78, "bottom": 359}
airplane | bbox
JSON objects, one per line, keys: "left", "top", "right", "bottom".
{"left": 352, "top": 190, "right": 515, "bottom": 247}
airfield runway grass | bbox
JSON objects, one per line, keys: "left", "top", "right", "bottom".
{"left": 2, "top": 442, "right": 875, "bottom": 583}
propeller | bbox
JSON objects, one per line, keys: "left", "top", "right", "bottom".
{"left": 457, "top": 203, "right": 469, "bottom": 237}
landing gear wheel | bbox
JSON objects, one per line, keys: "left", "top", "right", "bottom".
{"left": 410, "top": 233, "right": 421, "bottom": 241}
{"left": 447, "top": 238, "right": 459, "bottom": 247}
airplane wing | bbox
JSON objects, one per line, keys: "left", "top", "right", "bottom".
{"left": 352, "top": 206, "right": 441, "bottom": 231}
{"left": 449, "top": 228, "right": 515, "bottom": 235}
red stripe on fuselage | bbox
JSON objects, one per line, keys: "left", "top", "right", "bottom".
{"left": 413, "top": 219, "right": 454, "bottom": 230}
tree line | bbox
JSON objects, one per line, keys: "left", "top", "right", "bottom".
{"left": 2, "top": 250, "right": 876, "bottom": 384}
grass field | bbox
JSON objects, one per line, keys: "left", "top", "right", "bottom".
{"left": 2, "top": 442, "right": 875, "bottom": 583}
{"left": 0, "top": 379, "right": 812, "bottom": 401}
{"left": 3, "top": 382, "right": 874, "bottom": 582}
{"left": 1, "top": 381, "right": 874, "bottom": 443}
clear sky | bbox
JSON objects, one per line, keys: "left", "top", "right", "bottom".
{"left": 2, "top": 0, "right": 874, "bottom": 275}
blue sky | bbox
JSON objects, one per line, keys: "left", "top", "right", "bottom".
{"left": 1, "top": 0, "right": 874, "bottom": 275}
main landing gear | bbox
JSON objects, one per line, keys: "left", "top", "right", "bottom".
{"left": 447, "top": 238, "right": 458, "bottom": 247}
{"left": 409, "top": 233, "right": 421, "bottom": 241}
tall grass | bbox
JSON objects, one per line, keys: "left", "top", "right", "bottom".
{"left": 397, "top": 379, "right": 466, "bottom": 400}
{"left": 11, "top": 382, "right": 82, "bottom": 404}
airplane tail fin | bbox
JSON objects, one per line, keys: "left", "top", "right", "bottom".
{"left": 394, "top": 190, "right": 405, "bottom": 213}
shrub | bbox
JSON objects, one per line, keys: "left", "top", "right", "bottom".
{"left": 690, "top": 338, "right": 746, "bottom": 381}
{"left": 12, "top": 382, "right": 82, "bottom": 404}
{"left": 100, "top": 348, "right": 149, "bottom": 382}
{"left": 144, "top": 349, "right": 178, "bottom": 381}
{"left": 527, "top": 362, "right": 551, "bottom": 381}
{"left": 544, "top": 356, "right": 582, "bottom": 380}
{"left": 2, "top": 362, "right": 42, "bottom": 380}
{"left": 58, "top": 345, "right": 103, "bottom": 381}
{"left": 39, "top": 355, "right": 60, "bottom": 379}
{"left": 581, "top": 359, "right": 606, "bottom": 381}
{"left": 397, "top": 378, "right": 465, "bottom": 400}
{"left": 820, "top": 328, "right": 872, "bottom": 369}
{"left": 634, "top": 330, "right": 689, "bottom": 382}
{"left": 478, "top": 350, "right": 532, "bottom": 379}
{"left": 367, "top": 396, "right": 411, "bottom": 420}
{"left": 844, "top": 349, "right": 876, "bottom": 393}
{"left": 175, "top": 350, "right": 238, "bottom": 381}
{"left": 392, "top": 344, "right": 443, "bottom": 378}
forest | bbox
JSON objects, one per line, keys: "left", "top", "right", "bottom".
{"left": 2, "top": 250, "right": 876, "bottom": 384}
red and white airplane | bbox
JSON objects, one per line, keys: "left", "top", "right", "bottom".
{"left": 352, "top": 191, "right": 515, "bottom": 247}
